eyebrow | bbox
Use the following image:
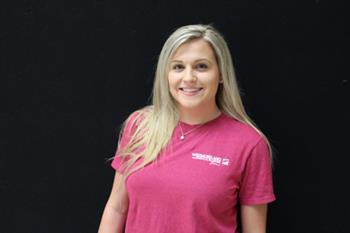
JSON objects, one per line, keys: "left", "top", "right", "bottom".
{"left": 170, "top": 58, "right": 212, "bottom": 64}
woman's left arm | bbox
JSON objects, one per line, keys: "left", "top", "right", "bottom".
{"left": 240, "top": 204, "right": 268, "bottom": 233}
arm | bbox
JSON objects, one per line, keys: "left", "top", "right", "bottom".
{"left": 240, "top": 204, "right": 268, "bottom": 233}
{"left": 98, "top": 171, "right": 129, "bottom": 233}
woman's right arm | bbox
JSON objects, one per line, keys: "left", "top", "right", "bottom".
{"left": 98, "top": 171, "right": 129, "bottom": 233}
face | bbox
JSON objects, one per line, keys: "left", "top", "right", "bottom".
{"left": 168, "top": 39, "right": 221, "bottom": 115}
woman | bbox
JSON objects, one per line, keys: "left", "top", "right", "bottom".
{"left": 98, "top": 24, "right": 275, "bottom": 233}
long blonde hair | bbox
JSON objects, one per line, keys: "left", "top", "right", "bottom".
{"left": 116, "top": 24, "right": 273, "bottom": 178}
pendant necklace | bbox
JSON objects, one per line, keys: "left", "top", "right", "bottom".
{"left": 178, "top": 122, "right": 203, "bottom": 140}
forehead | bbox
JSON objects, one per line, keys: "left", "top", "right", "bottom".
{"left": 171, "top": 39, "right": 216, "bottom": 61}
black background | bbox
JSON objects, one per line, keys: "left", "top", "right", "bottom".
{"left": 1, "top": 0, "right": 349, "bottom": 232}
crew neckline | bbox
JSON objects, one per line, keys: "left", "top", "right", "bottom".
{"left": 179, "top": 112, "right": 224, "bottom": 128}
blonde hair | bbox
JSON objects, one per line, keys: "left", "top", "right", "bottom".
{"left": 116, "top": 24, "right": 273, "bottom": 179}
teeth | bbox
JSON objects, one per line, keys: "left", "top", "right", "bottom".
{"left": 181, "top": 88, "right": 202, "bottom": 92}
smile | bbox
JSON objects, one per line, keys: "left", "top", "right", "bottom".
{"left": 179, "top": 87, "right": 203, "bottom": 96}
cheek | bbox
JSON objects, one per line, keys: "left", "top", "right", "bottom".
{"left": 168, "top": 74, "right": 178, "bottom": 89}
{"left": 167, "top": 75, "right": 177, "bottom": 96}
{"left": 206, "top": 79, "right": 220, "bottom": 96}
{"left": 202, "top": 74, "right": 219, "bottom": 88}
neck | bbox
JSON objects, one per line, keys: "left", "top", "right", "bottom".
{"left": 178, "top": 105, "right": 221, "bottom": 125}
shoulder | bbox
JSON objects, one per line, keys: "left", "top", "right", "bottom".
{"left": 124, "top": 106, "right": 152, "bottom": 129}
{"left": 216, "top": 113, "right": 265, "bottom": 148}
{"left": 216, "top": 114, "right": 272, "bottom": 169}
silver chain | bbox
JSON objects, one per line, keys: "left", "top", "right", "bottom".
{"left": 178, "top": 123, "right": 203, "bottom": 140}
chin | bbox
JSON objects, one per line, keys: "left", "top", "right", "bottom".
{"left": 177, "top": 101, "right": 204, "bottom": 110}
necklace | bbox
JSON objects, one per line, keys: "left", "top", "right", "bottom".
{"left": 178, "top": 122, "right": 203, "bottom": 140}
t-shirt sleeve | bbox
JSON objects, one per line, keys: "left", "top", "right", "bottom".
{"left": 111, "top": 112, "right": 139, "bottom": 173}
{"left": 239, "top": 138, "right": 276, "bottom": 205}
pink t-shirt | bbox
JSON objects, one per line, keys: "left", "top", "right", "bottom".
{"left": 111, "top": 112, "right": 275, "bottom": 233}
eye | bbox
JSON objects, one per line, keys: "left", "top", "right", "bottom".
{"left": 196, "top": 63, "right": 208, "bottom": 71}
{"left": 172, "top": 64, "right": 184, "bottom": 71}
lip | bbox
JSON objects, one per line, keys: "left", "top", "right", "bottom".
{"left": 178, "top": 87, "right": 203, "bottom": 96}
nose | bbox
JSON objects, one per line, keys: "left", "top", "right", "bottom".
{"left": 182, "top": 67, "right": 197, "bottom": 82}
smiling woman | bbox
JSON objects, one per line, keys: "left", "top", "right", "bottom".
{"left": 98, "top": 24, "right": 275, "bottom": 233}
{"left": 168, "top": 39, "right": 221, "bottom": 124}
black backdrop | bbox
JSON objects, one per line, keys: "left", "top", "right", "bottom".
{"left": 1, "top": 1, "right": 349, "bottom": 232}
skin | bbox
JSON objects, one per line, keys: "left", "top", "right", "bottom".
{"left": 241, "top": 204, "right": 268, "bottom": 233}
{"left": 98, "top": 172, "right": 129, "bottom": 233}
{"left": 168, "top": 39, "right": 221, "bottom": 124}
{"left": 99, "top": 38, "right": 268, "bottom": 233}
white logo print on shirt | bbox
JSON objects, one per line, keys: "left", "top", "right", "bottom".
{"left": 192, "top": 153, "right": 230, "bottom": 166}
